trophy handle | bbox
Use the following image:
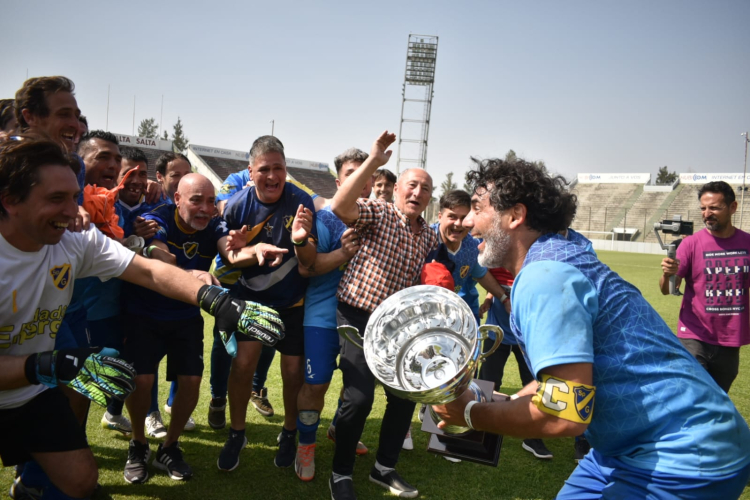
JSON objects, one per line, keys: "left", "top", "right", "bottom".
{"left": 477, "top": 325, "right": 503, "bottom": 362}
{"left": 337, "top": 325, "right": 364, "bottom": 349}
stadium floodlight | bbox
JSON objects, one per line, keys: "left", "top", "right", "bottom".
{"left": 653, "top": 215, "right": 694, "bottom": 295}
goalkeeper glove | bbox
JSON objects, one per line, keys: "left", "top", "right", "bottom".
{"left": 24, "top": 347, "right": 136, "bottom": 407}
{"left": 198, "top": 285, "right": 285, "bottom": 357}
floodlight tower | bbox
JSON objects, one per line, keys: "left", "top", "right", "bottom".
{"left": 396, "top": 34, "right": 438, "bottom": 174}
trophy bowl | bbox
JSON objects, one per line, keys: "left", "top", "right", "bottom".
{"left": 338, "top": 285, "right": 502, "bottom": 435}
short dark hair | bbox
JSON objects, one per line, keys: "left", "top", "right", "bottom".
{"left": 0, "top": 99, "right": 15, "bottom": 131}
{"left": 77, "top": 130, "right": 119, "bottom": 157}
{"left": 439, "top": 189, "right": 471, "bottom": 210}
{"left": 120, "top": 146, "right": 148, "bottom": 166}
{"left": 14, "top": 76, "right": 75, "bottom": 130}
{"left": 249, "top": 135, "right": 285, "bottom": 166}
{"left": 0, "top": 136, "right": 79, "bottom": 218}
{"left": 374, "top": 167, "right": 396, "bottom": 184}
{"left": 466, "top": 157, "right": 577, "bottom": 234}
{"left": 698, "top": 181, "right": 735, "bottom": 205}
{"left": 78, "top": 115, "right": 88, "bottom": 128}
{"left": 334, "top": 148, "right": 368, "bottom": 175}
{"left": 155, "top": 152, "right": 190, "bottom": 176}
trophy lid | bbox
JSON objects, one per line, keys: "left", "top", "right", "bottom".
{"left": 363, "top": 285, "right": 478, "bottom": 394}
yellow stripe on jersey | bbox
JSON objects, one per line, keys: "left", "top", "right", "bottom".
{"left": 245, "top": 213, "right": 275, "bottom": 243}
{"left": 532, "top": 373, "right": 595, "bottom": 424}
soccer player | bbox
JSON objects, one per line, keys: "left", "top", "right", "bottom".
{"left": 328, "top": 131, "right": 438, "bottom": 500}
{"left": 372, "top": 167, "right": 395, "bottom": 202}
{"left": 660, "top": 181, "right": 750, "bottom": 393}
{"left": 433, "top": 157, "right": 750, "bottom": 498}
{"left": 0, "top": 137, "right": 283, "bottom": 499}
{"left": 293, "top": 147, "right": 372, "bottom": 482}
{"left": 218, "top": 135, "right": 317, "bottom": 472}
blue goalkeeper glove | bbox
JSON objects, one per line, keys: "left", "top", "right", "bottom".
{"left": 24, "top": 347, "right": 136, "bottom": 407}
{"left": 198, "top": 285, "right": 285, "bottom": 357}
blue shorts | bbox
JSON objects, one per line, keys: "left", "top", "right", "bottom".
{"left": 557, "top": 449, "right": 750, "bottom": 500}
{"left": 303, "top": 326, "right": 340, "bottom": 385}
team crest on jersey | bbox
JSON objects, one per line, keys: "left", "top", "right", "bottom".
{"left": 574, "top": 385, "right": 595, "bottom": 422}
{"left": 283, "top": 215, "right": 294, "bottom": 232}
{"left": 219, "top": 184, "right": 233, "bottom": 194}
{"left": 49, "top": 264, "right": 71, "bottom": 290}
{"left": 460, "top": 265, "right": 470, "bottom": 279}
{"left": 183, "top": 241, "right": 199, "bottom": 259}
{"left": 264, "top": 224, "right": 274, "bottom": 236}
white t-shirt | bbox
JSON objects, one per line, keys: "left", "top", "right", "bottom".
{"left": 0, "top": 227, "right": 135, "bottom": 409}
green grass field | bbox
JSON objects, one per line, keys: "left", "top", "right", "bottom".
{"left": 3, "top": 251, "right": 749, "bottom": 499}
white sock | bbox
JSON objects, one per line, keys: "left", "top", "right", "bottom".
{"left": 374, "top": 461, "right": 395, "bottom": 474}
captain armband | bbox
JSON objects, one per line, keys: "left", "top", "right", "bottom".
{"left": 531, "top": 373, "right": 595, "bottom": 424}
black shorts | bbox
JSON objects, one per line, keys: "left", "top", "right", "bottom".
{"left": 236, "top": 305, "right": 304, "bottom": 357}
{"left": 0, "top": 388, "right": 88, "bottom": 466}
{"left": 122, "top": 314, "right": 204, "bottom": 380}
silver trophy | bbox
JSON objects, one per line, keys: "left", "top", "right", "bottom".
{"left": 339, "top": 285, "right": 504, "bottom": 463}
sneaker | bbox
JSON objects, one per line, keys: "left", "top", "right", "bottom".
{"left": 522, "top": 439, "right": 553, "bottom": 460}
{"left": 145, "top": 411, "right": 167, "bottom": 439}
{"left": 402, "top": 427, "right": 413, "bottom": 451}
{"left": 369, "top": 467, "right": 418, "bottom": 498}
{"left": 250, "top": 387, "right": 274, "bottom": 416}
{"left": 329, "top": 475, "right": 356, "bottom": 500}
{"left": 101, "top": 411, "right": 132, "bottom": 435}
{"left": 9, "top": 477, "right": 42, "bottom": 500}
{"left": 275, "top": 430, "right": 296, "bottom": 468}
{"left": 295, "top": 443, "right": 316, "bottom": 481}
{"left": 163, "top": 403, "right": 196, "bottom": 431}
{"left": 217, "top": 430, "right": 247, "bottom": 471}
{"left": 327, "top": 424, "right": 368, "bottom": 456}
{"left": 153, "top": 442, "right": 192, "bottom": 481}
{"left": 574, "top": 438, "right": 591, "bottom": 462}
{"left": 124, "top": 440, "right": 151, "bottom": 484}
{"left": 208, "top": 397, "right": 227, "bottom": 430}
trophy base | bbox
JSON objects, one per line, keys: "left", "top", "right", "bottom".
{"left": 420, "top": 379, "right": 503, "bottom": 467}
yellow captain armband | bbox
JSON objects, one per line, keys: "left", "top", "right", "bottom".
{"left": 531, "top": 373, "right": 595, "bottom": 424}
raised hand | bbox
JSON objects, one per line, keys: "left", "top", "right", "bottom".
{"left": 226, "top": 225, "right": 249, "bottom": 252}
{"left": 132, "top": 216, "right": 159, "bottom": 239}
{"left": 291, "top": 204, "right": 313, "bottom": 245}
{"left": 370, "top": 130, "right": 397, "bottom": 167}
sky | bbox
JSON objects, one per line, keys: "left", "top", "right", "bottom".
{"left": 2, "top": 0, "right": 749, "bottom": 188}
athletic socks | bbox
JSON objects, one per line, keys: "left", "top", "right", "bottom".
{"left": 297, "top": 410, "right": 321, "bottom": 445}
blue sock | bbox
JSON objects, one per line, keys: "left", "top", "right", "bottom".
{"left": 167, "top": 380, "right": 178, "bottom": 408}
{"left": 297, "top": 410, "right": 321, "bottom": 445}
{"left": 331, "top": 398, "right": 343, "bottom": 427}
{"left": 21, "top": 460, "right": 52, "bottom": 489}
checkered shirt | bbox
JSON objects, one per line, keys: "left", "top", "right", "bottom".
{"left": 337, "top": 199, "right": 438, "bottom": 313}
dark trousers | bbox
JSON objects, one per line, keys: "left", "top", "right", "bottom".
{"left": 478, "top": 342, "right": 534, "bottom": 392}
{"left": 679, "top": 338, "right": 740, "bottom": 393}
{"left": 333, "top": 302, "right": 416, "bottom": 476}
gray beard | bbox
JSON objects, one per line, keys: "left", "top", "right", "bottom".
{"left": 478, "top": 216, "right": 510, "bottom": 268}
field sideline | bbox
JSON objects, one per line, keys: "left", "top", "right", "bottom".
{"left": 2, "top": 251, "right": 748, "bottom": 499}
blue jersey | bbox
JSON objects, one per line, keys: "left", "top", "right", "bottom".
{"left": 304, "top": 208, "right": 348, "bottom": 329}
{"left": 510, "top": 233, "right": 750, "bottom": 476}
{"left": 125, "top": 204, "right": 229, "bottom": 320}
{"left": 117, "top": 197, "right": 164, "bottom": 237}
{"left": 217, "top": 170, "right": 250, "bottom": 202}
{"left": 223, "top": 182, "right": 316, "bottom": 309}
{"left": 428, "top": 224, "right": 487, "bottom": 315}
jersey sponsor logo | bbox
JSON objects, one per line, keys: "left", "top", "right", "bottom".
{"left": 460, "top": 265, "right": 470, "bottom": 279}
{"left": 0, "top": 305, "right": 67, "bottom": 348}
{"left": 49, "top": 264, "right": 72, "bottom": 290}
{"left": 219, "top": 183, "right": 234, "bottom": 195}
{"left": 183, "top": 242, "right": 199, "bottom": 259}
{"left": 283, "top": 215, "right": 294, "bottom": 232}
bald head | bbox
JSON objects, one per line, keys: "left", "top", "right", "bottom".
{"left": 174, "top": 173, "right": 217, "bottom": 231}
{"left": 395, "top": 168, "right": 433, "bottom": 220}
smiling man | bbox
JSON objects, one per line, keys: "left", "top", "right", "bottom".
{"left": 328, "top": 131, "right": 438, "bottom": 500}
{"left": 660, "top": 181, "right": 750, "bottom": 392}
{"left": 432, "top": 158, "right": 750, "bottom": 499}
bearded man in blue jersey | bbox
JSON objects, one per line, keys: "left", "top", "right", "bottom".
{"left": 433, "top": 157, "right": 750, "bottom": 499}
{"left": 219, "top": 135, "right": 317, "bottom": 472}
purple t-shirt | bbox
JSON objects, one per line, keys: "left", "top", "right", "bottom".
{"left": 676, "top": 228, "right": 750, "bottom": 347}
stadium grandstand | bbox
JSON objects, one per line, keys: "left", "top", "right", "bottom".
{"left": 113, "top": 133, "right": 175, "bottom": 182}
{"left": 187, "top": 143, "right": 338, "bottom": 198}
{"left": 570, "top": 172, "right": 750, "bottom": 253}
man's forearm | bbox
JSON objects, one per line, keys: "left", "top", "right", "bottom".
{"left": 477, "top": 273, "right": 506, "bottom": 300}
{"left": 659, "top": 275, "right": 671, "bottom": 295}
{"left": 225, "top": 245, "right": 260, "bottom": 267}
{"left": 470, "top": 395, "right": 587, "bottom": 439}
{"left": 299, "top": 248, "right": 349, "bottom": 277}
{"left": 331, "top": 155, "right": 385, "bottom": 224}
{"left": 119, "top": 254, "right": 204, "bottom": 305}
{"left": 294, "top": 242, "right": 317, "bottom": 269}
{"left": 0, "top": 356, "right": 31, "bottom": 390}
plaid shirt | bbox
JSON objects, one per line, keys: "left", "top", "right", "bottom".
{"left": 337, "top": 199, "right": 438, "bottom": 313}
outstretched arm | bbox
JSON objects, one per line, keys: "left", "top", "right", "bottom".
{"left": 330, "top": 131, "right": 395, "bottom": 224}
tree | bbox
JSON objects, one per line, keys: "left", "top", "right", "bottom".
{"left": 162, "top": 130, "right": 169, "bottom": 140}
{"left": 171, "top": 117, "right": 189, "bottom": 152}
{"left": 504, "top": 149, "right": 518, "bottom": 163}
{"left": 440, "top": 172, "right": 458, "bottom": 197}
{"left": 137, "top": 118, "right": 159, "bottom": 138}
{"left": 656, "top": 166, "right": 678, "bottom": 185}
